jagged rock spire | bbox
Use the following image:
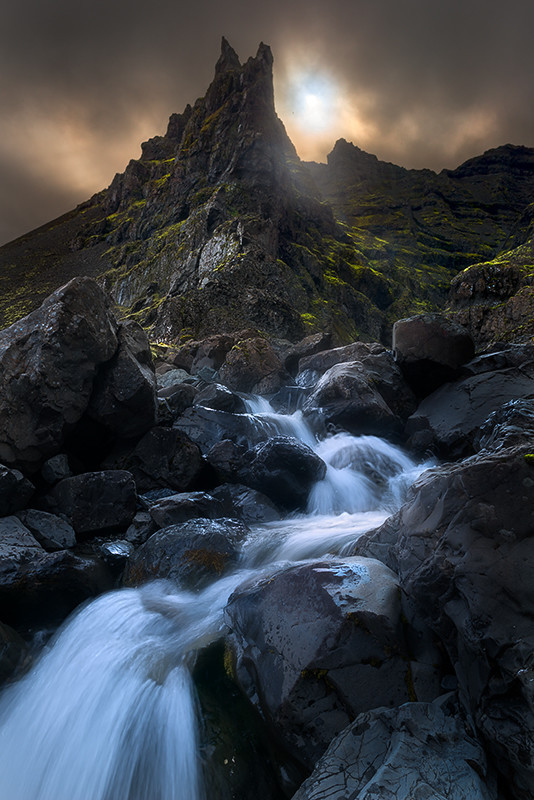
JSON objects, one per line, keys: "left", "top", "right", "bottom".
{"left": 215, "top": 37, "right": 241, "bottom": 72}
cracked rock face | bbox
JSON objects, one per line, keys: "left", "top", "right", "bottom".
{"left": 224, "top": 557, "right": 416, "bottom": 769}
{"left": 356, "top": 445, "right": 534, "bottom": 798}
{"left": 292, "top": 700, "right": 497, "bottom": 800}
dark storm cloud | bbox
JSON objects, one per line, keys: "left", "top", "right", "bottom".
{"left": 1, "top": 0, "right": 533, "bottom": 244}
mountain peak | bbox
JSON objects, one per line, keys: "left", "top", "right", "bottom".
{"left": 215, "top": 37, "right": 241, "bottom": 73}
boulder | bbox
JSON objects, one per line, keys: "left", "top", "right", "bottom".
{"left": 225, "top": 557, "right": 415, "bottom": 769}
{"left": 157, "top": 383, "right": 198, "bottom": 420}
{"left": 47, "top": 470, "right": 137, "bottom": 536}
{"left": 156, "top": 367, "right": 192, "bottom": 389}
{"left": 41, "top": 454, "right": 72, "bottom": 485}
{"left": 15, "top": 509, "right": 76, "bottom": 551}
{"left": 0, "top": 622, "right": 29, "bottom": 684}
{"left": 87, "top": 320, "right": 157, "bottom": 438}
{"left": 123, "top": 511, "right": 157, "bottom": 547}
{"left": 148, "top": 492, "right": 225, "bottom": 528}
{"left": 0, "top": 549, "right": 114, "bottom": 627}
{"left": 0, "top": 465, "right": 34, "bottom": 516}
{"left": 190, "top": 333, "right": 238, "bottom": 373}
{"left": 240, "top": 436, "right": 326, "bottom": 510}
{"left": 392, "top": 313, "right": 475, "bottom": 395}
{"left": 0, "top": 277, "right": 118, "bottom": 470}
{"left": 0, "top": 516, "right": 44, "bottom": 564}
{"left": 405, "top": 361, "right": 534, "bottom": 457}
{"left": 211, "top": 484, "right": 281, "bottom": 524}
{"left": 356, "top": 445, "right": 534, "bottom": 798}
{"left": 283, "top": 332, "right": 332, "bottom": 376}
{"left": 218, "top": 337, "right": 290, "bottom": 394}
{"left": 194, "top": 383, "right": 246, "bottom": 414}
{"left": 475, "top": 398, "right": 534, "bottom": 452}
{"left": 206, "top": 440, "right": 249, "bottom": 484}
{"left": 173, "top": 407, "right": 262, "bottom": 454}
{"left": 123, "top": 518, "right": 248, "bottom": 589}
{"left": 125, "top": 426, "right": 204, "bottom": 491}
{"left": 303, "top": 362, "right": 401, "bottom": 437}
{"left": 292, "top": 700, "right": 497, "bottom": 800}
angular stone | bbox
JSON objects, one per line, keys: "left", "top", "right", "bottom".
{"left": 124, "top": 518, "right": 248, "bottom": 589}
{"left": 0, "top": 550, "right": 114, "bottom": 627}
{"left": 47, "top": 470, "right": 137, "bottom": 535}
{"left": 219, "top": 337, "right": 290, "bottom": 394}
{"left": 241, "top": 436, "right": 326, "bottom": 510}
{"left": 405, "top": 363, "right": 534, "bottom": 456}
{"left": 16, "top": 509, "right": 76, "bottom": 551}
{"left": 41, "top": 454, "right": 72, "bottom": 485}
{"left": 0, "top": 465, "right": 34, "bottom": 516}
{"left": 211, "top": 484, "right": 281, "bottom": 523}
{"left": 88, "top": 320, "right": 157, "bottom": 438}
{"left": 356, "top": 445, "right": 534, "bottom": 797}
{"left": 148, "top": 492, "right": 225, "bottom": 528}
{"left": 292, "top": 700, "right": 497, "bottom": 800}
{"left": 225, "top": 557, "right": 414, "bottom": 769}
{"left": 393, "top": 313, "right": 475, "bottom": 395}
{"left": 0, "top": 277, "right": 118, "bottom": 470}
{"left": 303, "top": 361, "right": 401, "bottom": 437}
{"left": 129, "top": 427, "right": 204, "bottom": 491}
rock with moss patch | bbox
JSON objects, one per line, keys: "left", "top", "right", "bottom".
{"left": 123, "top": 518, "right": 248, "bottom": 589}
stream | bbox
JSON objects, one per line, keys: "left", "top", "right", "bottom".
{"left": 0, "top": 400, "right": 432, "bottom": 800}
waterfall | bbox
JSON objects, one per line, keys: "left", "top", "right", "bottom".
{"left": 0, "top": 398, "right": 431, "bottom": 800}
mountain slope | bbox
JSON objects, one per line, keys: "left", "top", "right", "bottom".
{"left": 1, "top": 40, "right": 534, "bottom": 347}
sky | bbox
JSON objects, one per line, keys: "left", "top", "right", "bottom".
{"left": 1, "top": 0, "right": 533, "bottom": 246}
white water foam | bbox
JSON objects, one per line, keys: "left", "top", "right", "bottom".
{"left": 0, "top": 397, "right": 432, "bottom": 799}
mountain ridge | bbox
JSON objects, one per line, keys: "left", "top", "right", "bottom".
{"left": 1, "top": 40, "right": 534, "bottom": 347}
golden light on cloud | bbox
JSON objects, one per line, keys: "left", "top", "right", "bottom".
{"left": 274, "top": 55, "right": 376, "bottom": 162}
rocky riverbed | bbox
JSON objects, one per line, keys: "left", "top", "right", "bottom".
{"left": 0, "top": 277, "right": 533, "bottom": 799}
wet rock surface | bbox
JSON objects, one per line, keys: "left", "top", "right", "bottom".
{"left": 356, "top": 445, "right": 534, "bottom": 799}
{"left": 292, "top": 699, "right": 497, "bottom": 800}
{"left": 46, "top": 470, "right": 137, "bottom": 536}
{"left": 124, "top": 518, "right": 248, "bottom": 589}
{"left": 225, "top": 557, "right": 417, "bottom": 769}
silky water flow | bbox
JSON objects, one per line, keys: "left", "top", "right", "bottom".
{"left": 0, "top": 399, "right": 432, "bottom": 800}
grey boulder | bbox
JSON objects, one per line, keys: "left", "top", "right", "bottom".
{"left": 225, "top": 557, "right": 416, "bottom": 769}
{"left": 292, "top": 700, "right": 497, "bottom": 800}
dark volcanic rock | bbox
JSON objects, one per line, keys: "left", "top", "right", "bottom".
{"left": 0, "top": 549, "right": 114, "bottom": 628}
{"left": 210, "top": 484, "right": 281, "bottom": 524}
{"left": 474, "top": 398, "right": 534, "bottom": 452}
{"left": 218, "top": 337, "right": 290, "bottom": 394}
{"left": 0, "top": 622, "right": 29, "bottom": 684}
{"left": 88, "top": 320, "right": 157, "bottom": 438}
{"left": 392, "top": 313, "right": 475, "bottom": 396}
{"left": 124, "top": 518, "right": 248, "bottom": 589}
{"left": 292, "top": 700, "right": 497, "bottom": 800}
{"left": 241, "top": 436, "right": 326, "bottom": 510}
{"left": 123, "top": 426, "right": 204, "bottom": 492}
{"left": 355, "top": 445, "right": 534, "bottom": 798}
{"left": 194, "top": 383, "right": 246, "bottom": 414}
{"left": 225, "top": 557, "right": 414, "bottom": 770}
{"left": 0, "top": 465, "right": 34, "bottom": 516}
{"left": 16, "top": 509, "right": 76, "bottom": 551}
{"left": 283, "top": 332, "right": 332, "bottom": 376}
{"left": 0, "top": 277, "right": 118, "bottom": 470}
{"left": 148, "top": 492, "right": 225, "bottom": 528}
{"left": 405, "top": 359, "right": 534, "bottom": 456}
{"left": 303, "top": 362, "right": 401, "bottom": 437}
{"left": 173, "top": 407, "right": 262, "bottom": 454}
{"left": 47, "top": 470, "right": 137, "bottom": 536}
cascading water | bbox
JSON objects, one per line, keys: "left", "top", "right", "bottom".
{"left": 0, "top": 398, "right": 432, "bottom": 800}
